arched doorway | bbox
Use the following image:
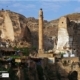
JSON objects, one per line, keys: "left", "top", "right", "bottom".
{"left": 68, "top": 71, "right": 78, "bottom": 80}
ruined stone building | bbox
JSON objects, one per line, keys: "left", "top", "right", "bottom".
{"left": 54, "top": 16, "right": 80, "bottom": 57}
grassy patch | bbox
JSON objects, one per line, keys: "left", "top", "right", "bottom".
{"left": 14, "top": 47, "right": 30, "bottom": 56}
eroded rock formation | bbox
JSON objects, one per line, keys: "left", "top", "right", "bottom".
{"left": 0, "top": 10, "right": 31, "bottom": 48}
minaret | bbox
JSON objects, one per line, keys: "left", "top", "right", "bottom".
{"left": 38, "top": 8, "right": 44, "bottom": 54}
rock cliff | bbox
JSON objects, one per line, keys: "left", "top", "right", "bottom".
{"left": 0, "top": 9, "right": 80, "bottom": 52}
{"left": 26, "top": 13, "right": 80, "bottom": 53}
{"left": 0, "top": 10, "right": 31, "bottom": 48}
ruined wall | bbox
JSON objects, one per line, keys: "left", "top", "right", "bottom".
{"left": 55, "top": 17, "right": 70, "bottom": 53}
{"left": 58, "top": 57, "right": 80, "bottom": 80}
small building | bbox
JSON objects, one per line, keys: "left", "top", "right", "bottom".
{"left": 48, "top": 57, "right": 55, "bottom": 64}
{"left": 62, "top": 57, "right": 79, "bottom": 64}
{"left": 63, "top": 53, "right": 76, "bottom": 58}
{"left": 0, "top": 48, "right": 15, "bottom": 56}
{"left": 15, "top": 58, "right": 21, "bottom": 63}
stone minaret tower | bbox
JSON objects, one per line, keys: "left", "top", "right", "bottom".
{"left": 38, "top": 8, "right": 44, "bottom": 54}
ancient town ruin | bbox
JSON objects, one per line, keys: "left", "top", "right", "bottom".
{"left": 0, "top": 8, "right": 80, "bottom": 80}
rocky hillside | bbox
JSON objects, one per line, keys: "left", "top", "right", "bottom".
{"left": 0, "top": 9, "right": 80, "bottom": 50}
{"left": 0, "top": 10, "right": 31, "bottom": 48}
{"left": 66, "top": 13, "right": 80, "bottom": 21}
{"left": 26, "top": 13, "right": 80, "bottom": 51}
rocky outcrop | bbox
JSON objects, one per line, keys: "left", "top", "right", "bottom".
{"left": 4, "top": 11, "right": 14, "bottom": 41}
{"left": 26, "top": 13, "right": 80, "bottom": 54}
{"left": 0, "top": 9, "right": 80, "bottom": 52}
{"left": 0, "top": 10, "right": 31, "bottom": 48}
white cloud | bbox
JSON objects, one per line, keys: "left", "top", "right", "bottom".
{"left": 11, "top": 2, "right": 36, "bottom": 13}
{"left": 75, "top": 7, "right": 80, "bottom": 12}
{"left": 77, "top": 0, "right": 80, "bottom": 2}
{"left": 39, "top": 0, "right": 74, "bottom": 12}
{"left": 18, "top": 9, "right": 23, "bottom": 12}
{"left": 33, "top": 0, "right": 77, "bottom": 1}
{"left": 12, "top": 3, "right": 22, "bottom": 7}
{"left": 40, "top": 1, "right": 62, "bottom": 12}
{"left": 12, "top": 3, "right": 36, "bottom": 9}
{"left": 0, "top": 0, "right": 78, "bottom": 1}
{"left": 0, "top": 0, "right": 11, "bottom": 4}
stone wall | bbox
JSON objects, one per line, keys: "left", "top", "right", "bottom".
{"left": 55, "top": 17, "right": 70, "bottom": 53}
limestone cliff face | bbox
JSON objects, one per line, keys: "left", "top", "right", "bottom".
{"left": 0, "top": 10, "right": 31, "bottom": 47}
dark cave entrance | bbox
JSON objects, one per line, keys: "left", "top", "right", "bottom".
{"left": 68, "top": 71, "right": 78, "bottom": 80}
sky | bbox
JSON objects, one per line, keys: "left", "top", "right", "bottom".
{"left": 0, "top": 0, "right": 80, "bottom": 21}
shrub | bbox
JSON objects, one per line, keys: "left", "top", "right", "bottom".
{"left": 14, "top": 47, "right": 30, "bottom": 56}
